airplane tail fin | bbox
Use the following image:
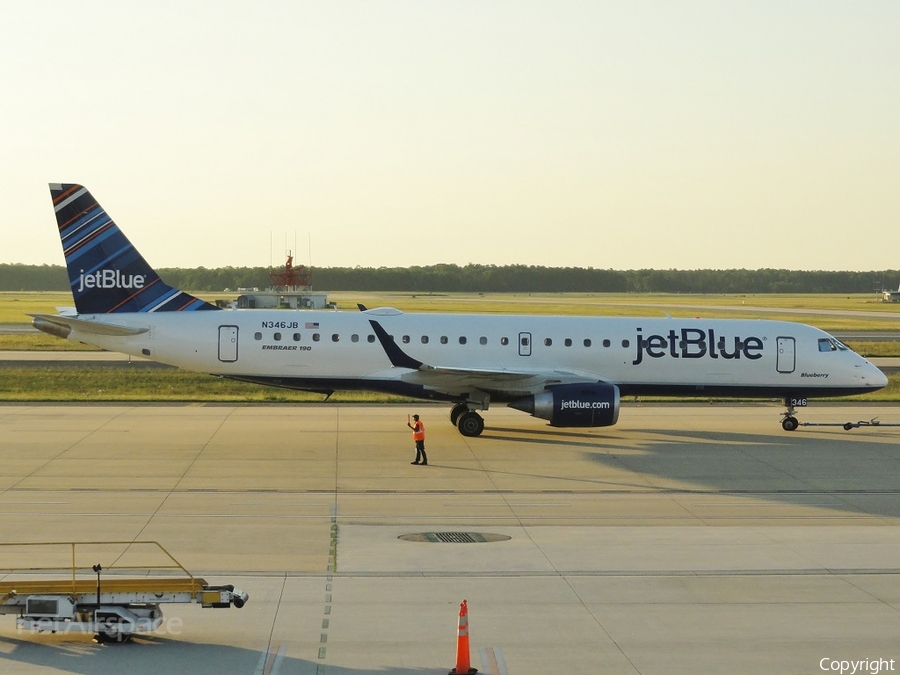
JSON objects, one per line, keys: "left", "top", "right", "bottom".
{"left": 49, "top": 184, "right": 219, "bottom": 314}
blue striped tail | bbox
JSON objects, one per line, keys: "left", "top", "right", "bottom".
{"left": 50, "top": 184, "right": 219, "bottom": 314}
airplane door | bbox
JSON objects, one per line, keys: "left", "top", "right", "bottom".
{"left": 518, "top": 332, "right": 532, "bottom": 357}
{"left": 218, "top": 325, "right": 238, "bottom": 363}
{"left": 776, "top": 336, "right": 795, "bottom": 373}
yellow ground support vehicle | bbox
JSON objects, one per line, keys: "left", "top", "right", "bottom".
{"left": 0, "top": 541, "right": 247, "bottom": 642}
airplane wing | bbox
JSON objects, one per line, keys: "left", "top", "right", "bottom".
{"left": 367, "top": 319, "right": 600, "bottom": 395}
{"left": 30, "top": 314, "right": 149, "bottom": 337}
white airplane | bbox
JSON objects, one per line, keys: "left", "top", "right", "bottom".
{"left": 33, "top": 184, "right": 888, "bottom": 436}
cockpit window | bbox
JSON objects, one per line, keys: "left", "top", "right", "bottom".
{"left": 818, "top": 338, "right": 847, "bottom": 352}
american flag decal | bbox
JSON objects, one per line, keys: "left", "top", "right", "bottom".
{"left": 305, "top": 322, "right": 320, "bottom": 329}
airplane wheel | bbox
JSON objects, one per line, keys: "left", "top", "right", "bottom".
{"left": 457, "top": 411, "right": 484, "bottom": 437}
{"left": 782, "top": 416, "right": 799, "bottom": 432}
{"left": 450, "top": 403, "right": 467, "bottom": 426}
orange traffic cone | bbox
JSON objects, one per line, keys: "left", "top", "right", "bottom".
{"left": 449, "top": 599, "right": 478, "bottom": 675}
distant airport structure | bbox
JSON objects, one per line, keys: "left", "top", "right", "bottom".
{"left": 882, "top": 284, "right": 900, "bottom": 303}
{"left": 232, "top": 253, "right": 332, "bottom": 309}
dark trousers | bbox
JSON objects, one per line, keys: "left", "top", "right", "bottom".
{"left": 414, "top": 440, "right": 427, "bottom": 463}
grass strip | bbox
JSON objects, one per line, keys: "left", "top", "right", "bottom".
{"left": 0, "top": 366, "right": 415, "bottom": 403}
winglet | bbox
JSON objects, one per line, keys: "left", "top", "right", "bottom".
{"left": 368, "top": 320, "right": 423, "bottom": 370}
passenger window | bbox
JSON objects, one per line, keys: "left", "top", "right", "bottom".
{"left": 479, "top": 337, "right": 487, "bottom": 345}
{"left": 564, "top": 338, "right": 572, "bottom": 347}
{"left": 544, "top": 338, "right": 552, "bottom": 347}
{"left": 602, "top": 339, "right": 611, "bottom": 348}
{"left": 313, "top": 333, "right": 321, "bottom": 342}
{"left": 367, "top": 335, "right": 375, "bottom": 343}
{"left": 254, "top": 332, "right": 262, "bottom": 340}
{"left": 584, "top": 339, "right": 591, "bottom": 347}
{"left": 621, "top": 339, "right": 630, "bottom": 348}
{"left": 293, "top": 333, "right": 301, "bottom": 341}
{"left": 402, "top": 335, "right": 410, "bottom": 344}
{"left": 351, "top": 334, "right": 359, "bottom": 342}
{"left": 440, "top": 336, "right": 448, "bottom": 344}
{"left": 274, "top": 332, "right": 282, "bottom": 341}
{"left": 332, "top": 334, "right": 340, "bottom": 342}
{"left": 459, "top": 336, "right": 467, "bottom": 345}
{"left": 501, "top": 337, "right": 509, "bottom": 346}
{"left": 421, "top": 336, "right": 429, "bottom": 344}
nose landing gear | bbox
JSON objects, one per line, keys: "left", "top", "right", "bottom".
{"left": 781, "top": 413, "right": 800, "bottom": 432}
{"left": 778, "top": 397, "right": 900, "bottom": 431}
{"left": 781, "top": 396, "right": 806, "bottom": 432}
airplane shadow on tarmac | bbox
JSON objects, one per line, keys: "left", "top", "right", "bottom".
{"left": 476, "top": 423, "right": 900, "bottom": 519}
{"left": 0, "top": 634, "right": 432, "bottom": 675}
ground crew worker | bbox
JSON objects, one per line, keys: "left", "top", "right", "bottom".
{"left": 408, "top": 414, "right": 427, "bottom": 465}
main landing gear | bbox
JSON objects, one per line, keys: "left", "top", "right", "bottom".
{"left": 449, "top": 402, "right": 485, "bottom": 437}
{"left": 450, "top": 403, "right": 467, "bottom": 426}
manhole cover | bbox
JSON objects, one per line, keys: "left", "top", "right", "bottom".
{"left": 398, "top": 532, "right": 511, "bottom": 543}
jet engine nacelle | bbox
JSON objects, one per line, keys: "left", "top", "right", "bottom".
{"left": 509, "top": 383, "right": 620, "bottom": 427}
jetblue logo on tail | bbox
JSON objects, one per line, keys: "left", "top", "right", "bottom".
{"left": 50, "top": 183, "right": 219, "bottom": 314}
{"left": 77, "top": 270, "right": 146, "bottom": 293}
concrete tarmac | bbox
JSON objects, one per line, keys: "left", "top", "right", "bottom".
{"left": 1, "top": 403, "right": 900, "bottom": 675}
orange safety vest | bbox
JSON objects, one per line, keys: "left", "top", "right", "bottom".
{"left": 412, "top": 421, "right": 425, "bottom": 441}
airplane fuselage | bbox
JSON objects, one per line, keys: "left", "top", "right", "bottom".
{"left": 39, "top": 182, "right": 890, "bottom": 436}
{"left": 59, "top": 307, "right": 884, "bottom": 401}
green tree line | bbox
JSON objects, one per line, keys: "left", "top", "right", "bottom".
{"left": 1, "top": 262, "right": 897, "bottom": 294}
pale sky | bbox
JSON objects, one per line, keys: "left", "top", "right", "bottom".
{"left": 2, "top": 1, "right": 898, "bottom": 271}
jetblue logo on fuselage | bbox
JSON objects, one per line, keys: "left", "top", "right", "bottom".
{"left": 632, "top": 327, "right": 764, "bottom": 365}
{"left": 77, "top": 269, "right": 146, "bottom": 293}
